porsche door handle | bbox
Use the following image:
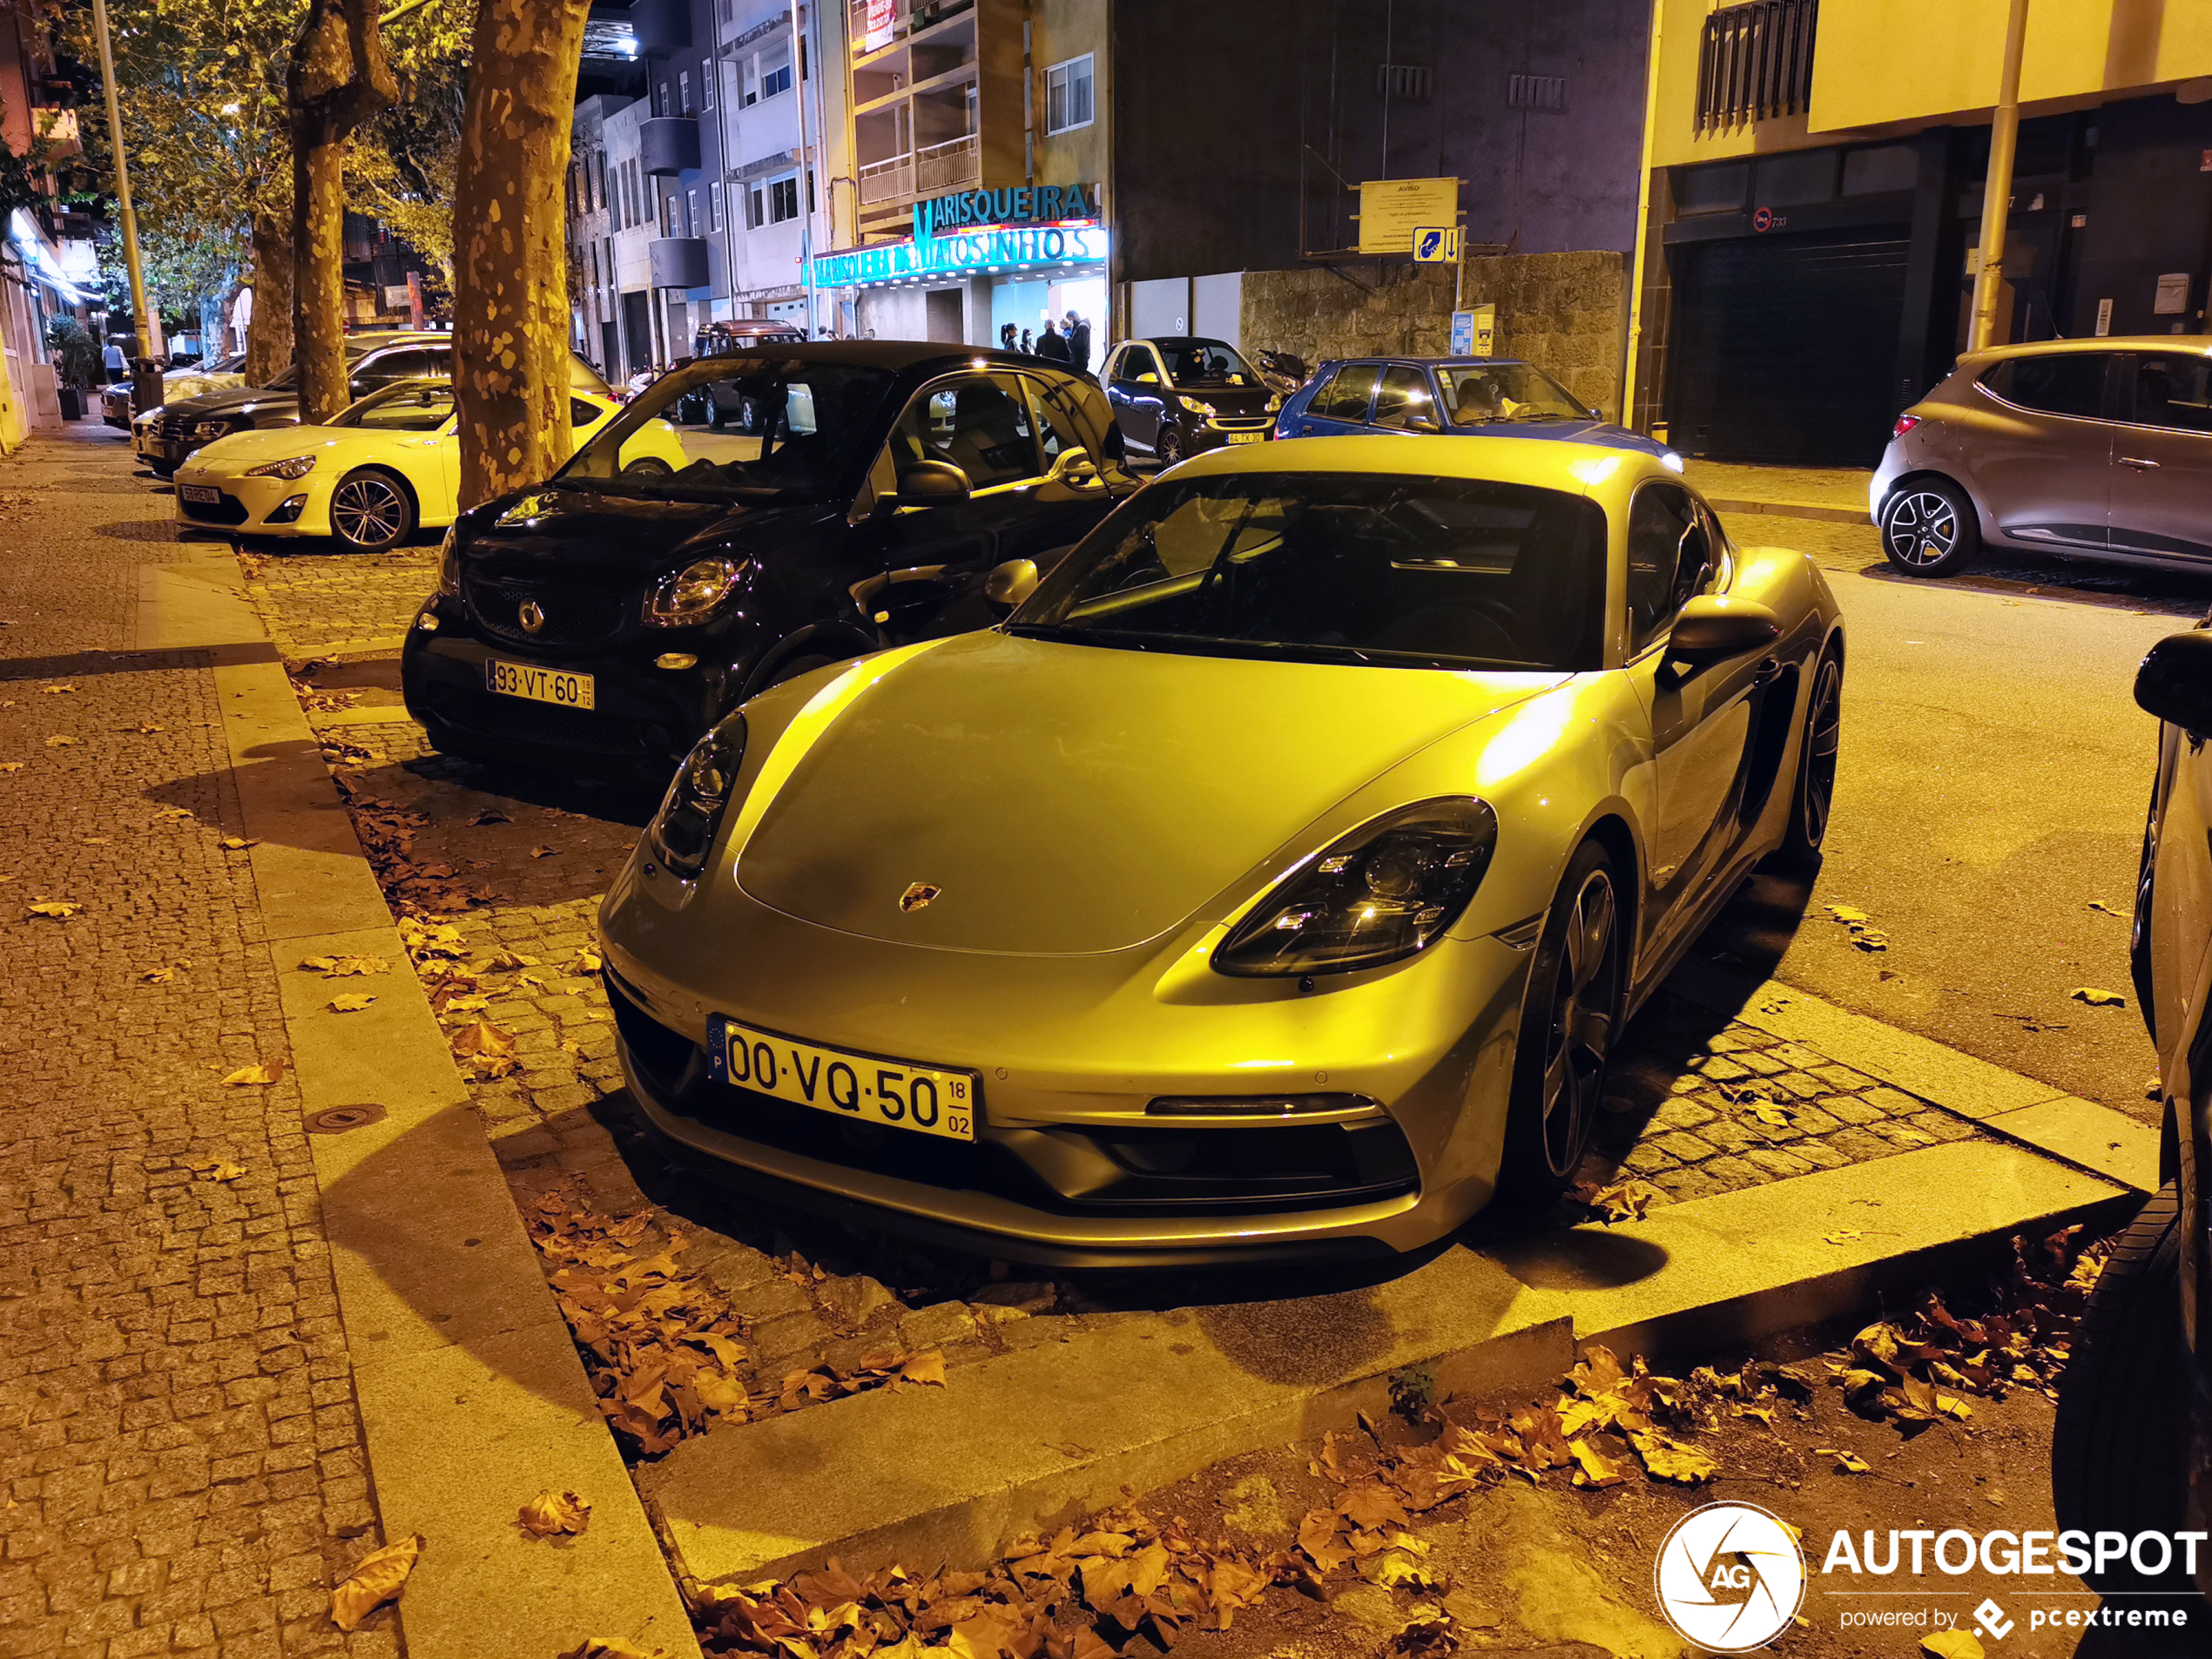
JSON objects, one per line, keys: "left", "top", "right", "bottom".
{"left": 2118, "top": 455, "right": 2162, "bottom": 469}
{"left": 1750, "top": 656, "right": 1783, "bottom": 685}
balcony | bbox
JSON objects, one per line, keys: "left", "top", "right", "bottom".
{"left": 859, "top": 153, "right": 914, "bottom": 207}
{"left": 649, "top": 237, "right": 711, "bottom": 290}
{"left": 856, "top": 134, "right": 978, "bottom": 210}
{"left": 641, "top": 116, "right": 701, "bottom": 176}
{"left": 848, "top": 0, "right": 972, "bottom": 59}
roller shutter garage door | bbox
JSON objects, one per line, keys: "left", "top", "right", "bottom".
{"left": 1666, "top": 228, "right": 1910, "bottom": 468}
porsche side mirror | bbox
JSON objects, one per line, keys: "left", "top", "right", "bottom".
{"left": 892, "top": 460, "right": 969, "bottom": 507}
{"left": 1666, "top": 595, "right": 1781, "bottom": 669}
{"left": 2136, "top": 631, "right": 2212, "bottom": 736}
{"left": 1044, "top": 448, "right": 1102, "bottom": 488}
{"left": 986, "top": 557, "right": 1040, "bottom": 610}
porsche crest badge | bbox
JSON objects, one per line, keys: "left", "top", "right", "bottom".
{"left": 898, "top": 882, "right": 941, "bottom": 913}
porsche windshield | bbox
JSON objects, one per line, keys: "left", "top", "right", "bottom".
{"left": 1012, "top": 473, "right": 1607, "bottom": 671}
{"left": 559, "top": 358, "right": 894, "bottom": 497}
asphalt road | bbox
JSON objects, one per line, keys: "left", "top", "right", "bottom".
{"left": 1703, "top": 509, "right": 2211, "bottom": 1126}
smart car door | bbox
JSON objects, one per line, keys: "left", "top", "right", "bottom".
{"left": 1622, "top": 482, "right": 1765, "bottom": 951}
{"left": 2108, "top": 352, "right": 2212, "bottom": 563}
{"left": 1106, "top": 344, "right": 1167, "bottom": 451}
{"left": 1966, "top": 352, "right": 2118, "bottom": 553}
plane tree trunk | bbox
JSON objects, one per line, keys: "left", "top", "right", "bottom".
{"left": 451, "top": 0, "right": 592, "bottom": 509}
{"left": 244, "top": 207, "right": 296, "bottom": 388}
{"left": 286, "top": 0, "right": 397, "bottom": 421}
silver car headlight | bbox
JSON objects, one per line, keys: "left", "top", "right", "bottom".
{"left": 1213, "top": 798, "right": 1501, "bottom": 978}
{"left": 646, "top": 556, "right": 745, "bottom": 625}
{"left": 650, "top": 717, "right": 747, "bottom": 878}
{"left": 245, "top": 454, "right": 317, "bottom": 480}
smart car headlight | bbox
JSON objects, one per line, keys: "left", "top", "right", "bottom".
{"left": 1213, "top": 798, "right": 1500, "bottom": 978}
{"left": 245, "top": 454, "right": 317, "bottom": 480}
{"left": 1177, "top": 395, "right": 1214, "bottom": 416}
{"left": 650, "top": 716, "right": 746, "bottom": 878}
{"left": 646, "top": 556, "right": 745, "bottom": 625}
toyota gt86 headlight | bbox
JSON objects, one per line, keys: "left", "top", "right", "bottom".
{"left": 651, "top": 716, "right": 746, "bottom": 878}
{"left": 1214, "top": 799, "right": 1500, "bottom": 977}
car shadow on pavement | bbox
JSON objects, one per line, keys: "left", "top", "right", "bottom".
{"left": 1849, "top": 550, "right": 2212, "bottom": 618}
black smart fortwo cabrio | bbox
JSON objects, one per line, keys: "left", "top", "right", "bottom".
{"left": 401, "top": 342, "right": 1136, "bottom": 779}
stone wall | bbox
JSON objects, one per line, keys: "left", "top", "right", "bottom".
{"left": 1239, "top": 250, "right": 1630, "bottom": 419}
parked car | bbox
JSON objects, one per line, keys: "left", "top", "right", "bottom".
{"left": 673, "top": 321, "right": 808, "bottom": 428}
{"left": 1102, "top": 336, "right": 1279, "bottom": 465}
{"left": 170, "top": 381, "right": 686, "bottom": 553}
{"left": 101, "top": 351, "right": 248, "bottom": 430}
{"left": 401, "top": 341, "right": 1137, "bottom": 778}
{"left": 1873, "top": 336, "right": 2212, "bottom": 578}
{"left": 591, "top": 436, "right": 1844, "bottom": 1266}
{"left": 2052, "top": 619, "right": 2212, "bottom": 1600}
{"left": 1275, "top": 356, "right": 1671, "bottom": 462}
{"left": 139, "top": 333, "right": 464, "bottom": 475}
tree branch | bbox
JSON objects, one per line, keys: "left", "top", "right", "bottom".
{"left": 379, "top": 0, "right": 434, "bottom": 28}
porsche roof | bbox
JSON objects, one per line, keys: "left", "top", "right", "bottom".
{"left": 1167, "top": 434, "right": 1676, "bottom": 497}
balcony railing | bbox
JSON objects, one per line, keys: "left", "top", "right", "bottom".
{"left": 1696, "top": 0, "right": 1817, "bottom": 132}
{"left": 859, "top": 152, "right": 914, "bottom": 206}
{"left": 914, "top": 133, "right": 978, "bottom": 194}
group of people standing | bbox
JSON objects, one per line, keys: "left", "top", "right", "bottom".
{"left": 999, "top": 309, "right": 1092, "bottom": 374}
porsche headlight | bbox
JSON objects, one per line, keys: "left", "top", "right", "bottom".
{"left": 435, "top": 525, "right": 462, "bottom": 596}
{"left": 1214, "top": 799, "right": 1500, "bottom": 978}
{"left": 646, "top": 556, "right": 745, "bottom": 625}
{"left": 1177, "top": 395, "right": 1214, "bottom": 416}
{"left": 245, "top": 454, "right": 317, "bottom": 480}
{"left": 650, "top": 717, "right": 746, "bottom": 878}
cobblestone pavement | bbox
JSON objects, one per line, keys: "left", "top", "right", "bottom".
{"left": 0, "top": 432, "right": 394, "bottom": 1657}
{"left": 220, "top": 523, "right": 2008, "bottom": 1433}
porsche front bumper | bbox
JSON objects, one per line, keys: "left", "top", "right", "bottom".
{"left": 597, "top": 860, "right": 1538, "bottom": 1267}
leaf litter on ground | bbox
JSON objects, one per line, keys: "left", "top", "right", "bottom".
{"left": 330, "top": 1533, "right": 422, "bottom": 1631}
{"left": 519, "top": 1488, "right": 592, "bottom": 1538}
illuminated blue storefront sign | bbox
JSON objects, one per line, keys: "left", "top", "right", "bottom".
{"left": 808, "top": 222, "right": 1109, "bottom": 290}
{"left": 914, "top": 183, "right": 1099, "bottom": 239}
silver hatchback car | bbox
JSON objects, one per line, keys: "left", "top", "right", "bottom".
{"left": 1871, "top": 337, "right": 2212, "bottom": 577}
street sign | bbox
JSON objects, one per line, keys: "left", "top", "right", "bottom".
{"left": 1413, "top": 226, "right": 1461, "bottom": 264}
{"left": 1356, "top": 177, "right": 1459, "bottom": 255}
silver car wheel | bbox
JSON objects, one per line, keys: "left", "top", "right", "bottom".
{"left": 331, "top": 474, "right": 406, "bottom": 549}
{"left": 1883, "top": 489, "right": 1958, "bottom": 567}
{"left": 1539, "top": 867, "right": 1619, "bottom": 1178}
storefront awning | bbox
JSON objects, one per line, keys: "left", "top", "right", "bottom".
{"left": 7, "top": 210, "right": 90, "bottom": 305}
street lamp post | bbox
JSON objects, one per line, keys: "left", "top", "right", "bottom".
{"left": 1968, "top": 0, "right": 2031, "bottom": 353}
{"left": 90, "top": 0, "right": 162, "bottom": 417}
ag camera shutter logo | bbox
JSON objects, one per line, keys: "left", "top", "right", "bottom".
{"left": 1654, "top": 1502, "right": 1807, "bottom": 1651}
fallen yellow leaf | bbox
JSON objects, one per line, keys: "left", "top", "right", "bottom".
{"left": 556, "top": 1642, "right": 666, "bottom": 1659}
{"left": 1629, "top": 1429, "right": 1716, "bottom": 1483}
{"left": 330, "top": 1533, "right": 422, "bottom": 1632}
{"left": 26, "top": 900, "right": 80, "bottom": 919}
{"left": 2069, "top": 987, "right": 2127, "bottom": 1008}
{"left": 303, "top": 954, "right": 389, "bottom": 977}
{"left": 1568, "top": 1438, "right": 1633, "bottom": 1488}
{"left": 222, "top": 1061, "right": 286, "bottom": 1086}
{"left": 1921, "top": 1631, "right": 1985, "bottom": 1659}
{"left": 219, "top": 836, "right": 260, "bottom": 851}
{"left": 187, "top": 1158, "right": 246, "bottom": 1182}
{"left": 565, "top": 948, "right": 604, "bottom": 974}
{"left": 518, "top": 1488, "right": 591, "bottom": 1537}
{"left": 0, "top": 762, "right": 22, "bottom": 772}
{"left": 1814, "top": 1447, "right": 1871, "bottom": 1474}
{"left": 329, "top": 995, "right": 376, "bottom": 1013}
{"left": 156, "top": 806, "right": 192, "bottom": 819}
{"left": 1823, "top": 1228, "right": 1866, "bottom": 1245}
{"left": 141, "top": 966, "right": 182, "bottom": 983}
{"left": 42, "top": 736, "right": 75, "bottom": 747}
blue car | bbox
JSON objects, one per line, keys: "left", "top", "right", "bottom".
{"left": 1274, "top": 356, "right": 1676, "bottom": 462}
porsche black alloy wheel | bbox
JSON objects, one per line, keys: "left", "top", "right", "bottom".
{"left": 1777, "top": 650, "right": 1842, "bottom": 868}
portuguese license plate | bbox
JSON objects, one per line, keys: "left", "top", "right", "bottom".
{"left": 1224, "top": 431, "right": 1267, "bottom": 444}
{"left": 485, "top": 657, "right": 595, "bottom": 710}
{"left": 179, "top": 484, "right": 220, "bottom": 503}
{"left": 718, "top": 1018, "right": 978, "bottom": 1142}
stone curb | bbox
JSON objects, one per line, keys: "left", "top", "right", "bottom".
{"left": 1703, "top": 496, "right": 1873, "bottom": 526}
{"left": 141, "top": 541, "right": 701, "bottom": 1659}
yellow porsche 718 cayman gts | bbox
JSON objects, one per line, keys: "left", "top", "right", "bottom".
{"left": 597, "top": 437, "right": 1844, "bottom": 1266}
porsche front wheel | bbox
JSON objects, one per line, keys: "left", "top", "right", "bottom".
{"left": 1498, "top": 842, "right": 1625, "bottom": 1211}
{"left": 1774, "top": 648, "right": 1842, "bottom": 871}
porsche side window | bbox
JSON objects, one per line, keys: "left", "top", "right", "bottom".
{"left": 570, "top": 398, "right": 601, "bottom": 427}
{"left": 887, "top": 375, "right": 1039, "bottom": 491}
{"left": 1626, "top": 482, "right": 1698, "bottom": 654}
{"left": 1023, "top": 377, "right": 1089, "bottom": 469}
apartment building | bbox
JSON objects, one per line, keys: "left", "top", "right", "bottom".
{"left": 1630, "top": 0, "right": 2212, "bottom": 467}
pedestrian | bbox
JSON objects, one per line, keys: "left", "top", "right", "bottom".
{"left": 1019, "top": 327, "right": 1034, "bottom": 354}
{"left": 1000, "top": 322, "right": 1018, "bottom": 351}
{"left": 1035, "top": 318, "right": 1070, "bottom": 364}
{"left": 1063, "top": 309, "right": 1091, "bottom": 374}
{"left": 101, "top": 336, "right": 126, "bottom": 379}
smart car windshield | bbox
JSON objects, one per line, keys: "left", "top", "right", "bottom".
{"left": 1011, "top": 472, "right": 1606, "bottom": 671}
{"left": 1161, "top": 340, "right": 1257, "bottom": 387}
{"left": 1438, "top": 363, "right": 1588, "bottom": 425}
{"left": 558, "top": 357, "right": 894, "bottom": 498}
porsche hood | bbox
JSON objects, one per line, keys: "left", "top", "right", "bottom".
{"left": 732, "top": 631, "right": 1563, "bottom": 956}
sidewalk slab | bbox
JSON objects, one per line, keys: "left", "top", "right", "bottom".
{"left": 641, "top": 1139, "right": 2124, "bottom": 1593}
{"left": 1983, "top": 1096, "right": 2162, "bottom": 1193}
{"left": 1702, "top": 495, "right": 1871, "bottom": 526}
{"left": 146, "top": 549, "right": 702, "bottom": 1659}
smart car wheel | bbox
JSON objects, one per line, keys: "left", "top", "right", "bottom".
{"left": 1498, "top": 842, "right": 1624, "bottom": 1211}
{"left": 1775, "top": 648, "right": 1842, "bottom": 870}
{"left": 328, "top": 468, "right": 415, "bottom": 554}
{"left": 1156, "top": 426, "right": 1184, "bottom": 468}
{"left": 1879, "top": 480, "right": 1979, "bottom": 577}
{"left": 2052, "top": 1180, "right": 2192, "bottom": 1592}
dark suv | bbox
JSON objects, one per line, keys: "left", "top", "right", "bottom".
{"left": 401, "top": 342, "right": 1136, "bottom": 779}
{"left": 2053, "top": 620, "right": 2212, "bottom": 1606}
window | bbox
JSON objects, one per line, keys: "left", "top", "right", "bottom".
{"left": 2129, "top": 354, "right": 2212, "bottom": 434}
{"left": 747, "top": 183, "right": 765, "bottom": 228}
{"left": 1696, "top": 0, "right": 1817, "bottom": 131}
{"left": 709, "top": 181, "right": 723, "bottom": 231}
{"left": 1370, "top": 366, "right": 1438, "bottom": 431}
{"left": 768, "top": 174, "right": 800, "bottom": 223}
{"left": 887, "top": 375, "right": 1041, "bottom": 491}
{"left": 760, "top": 54, "right": 793, "bottom": 100}
{"left": 1313, "top": 363, "right": 1380, "bottom": 421}
{"left": 679, "top": 70, "right": 691, "bottom": 114}
{"left": 340, "top": 383, "right": 456, "bottom": 431}
{"left": 1112, "top": 344, "right": 1163, "bottom": 384}
{"left": 1625, "top": 482, "right": 1707, "bottom": 654}
{"left": 658, "top": 80, "right": 671, "bottom": 116}
{"left": 703, "top": 61, "right": 715, "bottom": 108}
{"left": 1980, "top": 354, "right": 2111, "bottom": 421}
{"left": 1045, "top": 53, "right": 1094, "bottom": 135}
{"left": 570, "top": 396, "right": 604, "bottom": 427}
{"left": 686, "top": 189, "right": 698, "bottom": 236}
{"left": 1024, "top": 375, "right": 1091, "bottom": 470}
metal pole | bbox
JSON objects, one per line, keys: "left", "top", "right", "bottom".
{"left": 1968, "top": 0, "right": 2030, "bottom": 352}
{"left": 1621, "top": 0, "right": 1667, "bottom": 430}
{"left": 790, "top": 0, "right": 815, "bottom": 335}
{"left": 91, "top": 0, "right": 163, "bottom": 414}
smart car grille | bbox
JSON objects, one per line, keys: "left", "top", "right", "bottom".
{"left": 465, "top": 575, "right": 627, "bottom": 651}
{"left": 178, "top": 492, "right": 250, "bottom": 527}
